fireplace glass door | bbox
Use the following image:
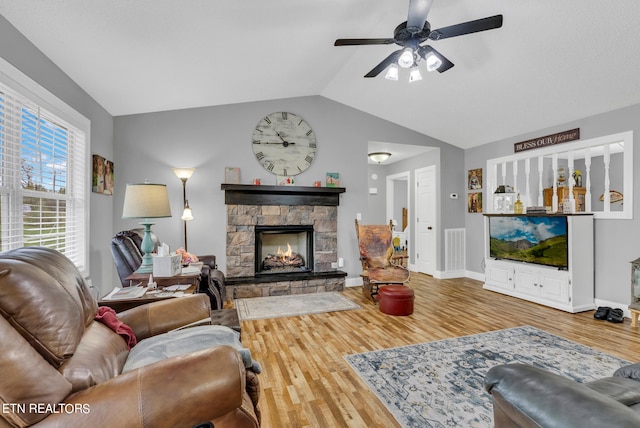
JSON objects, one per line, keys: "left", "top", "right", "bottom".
{"left": 255, "top": 225, "right": 313, "bottom": 274}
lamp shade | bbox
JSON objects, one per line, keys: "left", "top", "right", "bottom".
{"left": 368, "top": 152, "right": 392, "bottom": 164}
{"left": 122, "top": 183, "right": 172, "bottom": 219}
{"left": 172, "top": 167, "right": 196, "bottom": 180}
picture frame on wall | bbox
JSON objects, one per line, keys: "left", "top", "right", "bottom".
{"left": 468, "top": 168, "right": 482, "bottom": 190}
{"left": 92, "top": 154, "right": 114, "bottom": 195}
{"left": 468, "top": 192, "right": 482, "bottom": 213}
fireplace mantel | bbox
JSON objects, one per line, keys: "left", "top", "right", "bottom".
{"left": 221, "top": 184, "right": 346, "bottom": 206}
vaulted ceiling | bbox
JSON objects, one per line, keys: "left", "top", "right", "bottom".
{"left": 2, "top": 1, "right": 640, "bottom": 149}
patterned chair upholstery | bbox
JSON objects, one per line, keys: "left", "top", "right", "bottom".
{"left": 355, "top": 219, "right": 410, "bottom": 302}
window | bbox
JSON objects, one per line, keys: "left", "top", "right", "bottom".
{"left": 0, "top": 59, "right": 89, "bottom": 274}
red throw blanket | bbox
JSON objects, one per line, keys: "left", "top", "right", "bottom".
{"left": 95, "top": 307, "right": 137, "bottom": 349}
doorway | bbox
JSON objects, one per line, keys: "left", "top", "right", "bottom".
{"left": 386, "top": 171, "right": 410, "bottom": 261}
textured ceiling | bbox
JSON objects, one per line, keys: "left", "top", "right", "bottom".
{"left": 2, "top": 0, "right": 640, "bottom": 149}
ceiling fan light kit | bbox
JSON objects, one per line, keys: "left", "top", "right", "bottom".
{"left": 385, "top": 64, "right": 399, "bottom": 81}
{"left": 409, "top": 67, "right": 423, "bottom": 82}
{"left": 334, "top": 0, "right": 503, "bottom": 82}
{"left": 398, "top": 48, "right": 415, "bottom": 68}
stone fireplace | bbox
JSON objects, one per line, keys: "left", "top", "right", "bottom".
{"left": 222, "top": 184, "right": 347, "bottom": 299}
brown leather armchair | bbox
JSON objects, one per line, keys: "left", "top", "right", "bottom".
{"left": 110, "top": 229, "right": 226, "bottom": 309}
{"left": 0, "top": 247, "right": 260, "bottom": 427}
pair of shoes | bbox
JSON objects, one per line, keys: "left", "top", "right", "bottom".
{"left": 607, "top": 308, "right": 624, "bottom": 323}
{"left": 594, "top": 306, "right": 611, "bottom": 320}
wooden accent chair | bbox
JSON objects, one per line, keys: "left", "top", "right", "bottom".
{"left": 355, "top": 219, "right": 410, "bottom": 302}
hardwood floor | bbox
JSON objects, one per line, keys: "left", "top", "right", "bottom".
{"left": 239, "top": 273, "right": 640, "bottom": 428}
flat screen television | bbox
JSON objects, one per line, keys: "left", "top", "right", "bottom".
{"left": 489, "top": 216, "right": 568, "bottom": 269}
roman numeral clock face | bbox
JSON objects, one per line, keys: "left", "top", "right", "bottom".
{"left": 252, "top": 112, "right": 317, "bottom": 177}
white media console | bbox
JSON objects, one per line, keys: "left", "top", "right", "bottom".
{"left": 483, "top": 214, "right": 594, "bottom": 313}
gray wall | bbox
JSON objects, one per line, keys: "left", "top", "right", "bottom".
{"left": 465, "top": 103, "right": 640, "bottom": 305}
{"left": 0, "top": 16, "right": 115, "bottom": 295}
{"left": 113, "top": 97, "right": 465, "bottom": 286}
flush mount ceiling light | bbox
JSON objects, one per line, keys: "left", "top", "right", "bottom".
{"left": 368, "top": 152, "right": 392, "bottom": 164}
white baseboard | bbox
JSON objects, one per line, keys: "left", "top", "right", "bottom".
{"left": 435, "top": 270, "right": 466, "bottom": 279}
{"left": 466, "top": 270, "right": 485, "bottom": 282}
{"left": 345, "top": 277, "right": 363, "bottom": 288}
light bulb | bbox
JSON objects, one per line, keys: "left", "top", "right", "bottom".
{"left": 398, "top": 48, "right": 414, "bottom": 68}
{"left": 409, "top": 67, "right": 422, "bottom": 82}
{"left": 385, "top": 64, "right": 399, "bottom": 81}
{"left": 425, "top": 52, "right": 442, "bottom": 72}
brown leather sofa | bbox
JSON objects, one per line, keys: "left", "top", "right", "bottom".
{"left": 0, "top": 247, "right": 260, "bottom": 427}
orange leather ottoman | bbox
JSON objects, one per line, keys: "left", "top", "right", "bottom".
{"left": 376, "top": 285, "right": 414, "bottom": 316}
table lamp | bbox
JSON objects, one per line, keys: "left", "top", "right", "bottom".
{"left": 122, "top": 182, "right": 172, "bottom": 274}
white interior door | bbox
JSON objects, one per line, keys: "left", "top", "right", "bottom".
{"left": 416, "top": 166, "right": 436, "bottom": 275}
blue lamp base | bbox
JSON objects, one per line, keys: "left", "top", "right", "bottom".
{"left": 135, "top": 219, "right": 155, "bottom": 274}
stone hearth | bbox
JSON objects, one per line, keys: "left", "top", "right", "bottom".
{"left": 222, "top": 185, "right": 347, "bottom": 299}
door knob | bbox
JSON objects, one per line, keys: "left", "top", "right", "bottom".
{"left": 427, "top": 226, "right": 432, "bottom": 230}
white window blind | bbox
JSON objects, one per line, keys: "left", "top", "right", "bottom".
{"left": 0, "top": 79, "right": 88, "bottom": 273}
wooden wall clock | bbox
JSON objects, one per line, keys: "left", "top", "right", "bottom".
{"left": 252, "top": 112, "right": 317, "bottom": 176}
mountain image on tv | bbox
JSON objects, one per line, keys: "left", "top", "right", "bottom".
{"left": 489, "top": 216, "right": 568, "bottom": 269}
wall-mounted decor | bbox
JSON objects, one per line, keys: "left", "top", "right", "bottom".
{"left": 513, "top": 128, "right": 580, "bottom": 153}
{"left": 92, "top": 154, "right": 114, "bottom": 195}
{"left": 468, "top": 168, "right": 482, "bottom": 190}
{"left": 326, "top": 172, "right": 340, "bottom": 187}
{"left": 468, "top": 192, "right": 482, "bottom": 213}
{"left": 224, "top": 167, "right": 240, "bottom": 184}
{"left": 252, "top": 111, "right": 317, "bottom": 176}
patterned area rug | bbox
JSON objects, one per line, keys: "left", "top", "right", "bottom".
{"left": 235, "top": 292, "right": 360, "bottom": 321}
{"left": 345, "top": 325, "right": 630, "bottom": 428}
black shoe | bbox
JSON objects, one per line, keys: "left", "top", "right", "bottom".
{"left": 607, "top": 308, "right": 624, "bottom": 323}
{"left": 594, "top": 306, "right": 611, "bottom": 320}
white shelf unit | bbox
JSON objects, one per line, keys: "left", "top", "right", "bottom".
{"left": 483, "top": 214, "right": 594, "bottom": 313}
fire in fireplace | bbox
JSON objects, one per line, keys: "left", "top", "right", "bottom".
{"left": 255, "top": 225, "right": 313, "bottom": 275}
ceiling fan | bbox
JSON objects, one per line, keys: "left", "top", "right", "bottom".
{"left": 334, "top": 0, "right": 503, "bottom": 79}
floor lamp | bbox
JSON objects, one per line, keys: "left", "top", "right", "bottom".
{"left": 122, "top": 182, "right": 172, "bottom": 274}
{"left": 172, "top": 167, "right": 195, "bottom": 251}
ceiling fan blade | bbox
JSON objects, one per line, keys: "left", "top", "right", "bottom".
{"left": 407, "top": 0, "right": 433, "bottom": 31}
{"left": 418, "top": 45, "right": 454, "bottom": 73}
{"left": 334, "top": 38, "right": 396, "bottom": 46}
{"left": 364, "top": 50, "right": 402, "bottom": 78}
{"left": 429, "top": 14, "right": 503, "bottom": 40}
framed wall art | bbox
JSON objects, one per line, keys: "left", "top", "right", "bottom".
{"left": 468, "top": 192, "right": 482, "bottom": 213}
{"left": 468, "top": 168, "right": 482, "bottom": 190}
{"left": 92, "top": 154, "right": 114, "bottom": 195}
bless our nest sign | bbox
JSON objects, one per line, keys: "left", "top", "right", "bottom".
{"left": 514, "top": 128, "right": 580, "bottom": 153}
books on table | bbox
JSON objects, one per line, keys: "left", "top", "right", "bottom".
{"left": 103, "top": 286, "right": 147, "bottom": 300}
